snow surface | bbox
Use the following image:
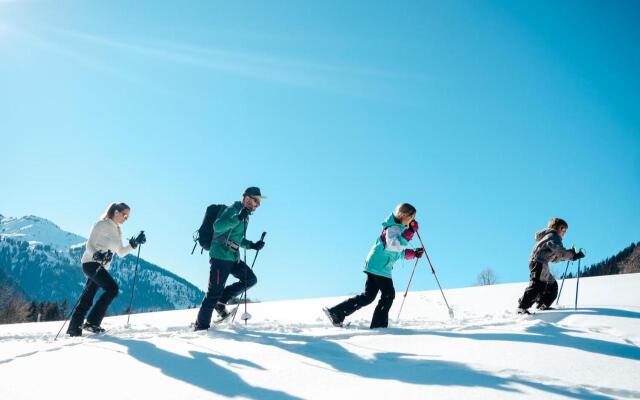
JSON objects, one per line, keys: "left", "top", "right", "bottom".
{"left": 0, "top": 215, "right": 86, "bottom": 250}
{"left": 1, "top": 273, "right": 639, "bottom": 400}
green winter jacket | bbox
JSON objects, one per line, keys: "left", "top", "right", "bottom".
{"left": 209, "top": 201, "right": 251, "bottom": 262}
{"left": 363, "top": 214, "right": 410, "bottom": 279}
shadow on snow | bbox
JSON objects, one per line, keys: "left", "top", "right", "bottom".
{"left": 214, "top": 327, "right": 623, "bottom": 400}
{"left": 93, "top": 306, "right": 639, "bottom": 400}
{"left": 420, "top": 307, "right": 640, "bottom": 362}
{"left": 100, "top": 335, "right": 303, "bottom": 400}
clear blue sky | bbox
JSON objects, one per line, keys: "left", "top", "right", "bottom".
{"left": 2, "top": 1, "right": 639, "bottom": 301}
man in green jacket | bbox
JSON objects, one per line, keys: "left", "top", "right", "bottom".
{"left": 194, "top": 187, "right": 266, "bottom": 330}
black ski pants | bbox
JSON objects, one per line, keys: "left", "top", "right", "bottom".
{"left": 537, "top": 279, "right": 559, "bottom": 308}
{"left": 518, "top": 261, "right": 558, "bottom": 309}
{"left": 195, "top": 257, "right": 257, "bottom": 329}
{"left": 330, "top": 272, "right": 395, "bottom": 329}
{"left": 69, "top": 262, "right": 119, "bottom": 331}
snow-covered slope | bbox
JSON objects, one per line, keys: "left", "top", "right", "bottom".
{"left": 1, "top": 273, "right": 638, "bottom": 400}
{"left": 0, "top": 215, "right": 86, "bottom": 250}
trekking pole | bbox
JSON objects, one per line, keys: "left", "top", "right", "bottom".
{"left": 416, "top": 231, "right": 454, "bottom": 319}
{"left": 232, "top": 220, "right": 249, "bottom": 324}
{"left": 237, "top": 231, "right": 267, "bottom": 324}
{"left": 575, "top": 255, "right": 582, "bottom": 310}
{"left": 125, "top": 243, "right": 143, "bottom": 328}
{"left": 242, "top": 239, "right": 248, "bottom": 325}
{"left": 556, "top": 260, "right": 571, "bottom": 305}
{"left": 54, "top": 253, "right": 111, "bottom": 341}
{"left": 396, "top": 256, "right": 420, "bottom": 322}
{"left": 573, "top": 248, "right": 585, "bottom": 310}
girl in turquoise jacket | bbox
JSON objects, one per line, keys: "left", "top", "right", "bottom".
{"left": 324, "top": 203, "right": 424, "bottom": 329}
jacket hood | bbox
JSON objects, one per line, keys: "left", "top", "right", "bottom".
{"left": 535, "top": 228, "right": 557, "bottom": 241}
{"left": 382, "top": 213, "right": 404, "bottom": 228}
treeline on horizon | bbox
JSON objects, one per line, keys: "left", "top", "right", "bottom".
{"left": 562, "top": 242, "right": 639, "bottom": 279}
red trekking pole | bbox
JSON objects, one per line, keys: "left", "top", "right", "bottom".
{"left": 396, "top": 256, "right": 420, "bottom": 322}
{"left": 416, "top": 231, "right": 455, "bottom": 319}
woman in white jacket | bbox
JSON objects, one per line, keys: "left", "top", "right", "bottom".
{"left": 67, "top": 203, "right": 146, "bottom": 336}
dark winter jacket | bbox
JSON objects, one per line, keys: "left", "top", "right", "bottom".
{"left": 529, "top": 228, "right": 575, "bottom": 282}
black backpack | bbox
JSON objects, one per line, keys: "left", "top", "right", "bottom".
{"left": 191, "top": 204, "right": 226, "bottom": 254}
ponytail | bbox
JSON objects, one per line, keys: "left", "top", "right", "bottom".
{"left": 101, "top": 202, "right": 130, "bottom": 220}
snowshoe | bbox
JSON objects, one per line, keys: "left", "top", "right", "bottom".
{"left": 83, "top": 322, "right": 106, "bottom": 334}
{"left": 213, "top": 305, "right": 238, "bottom": 325}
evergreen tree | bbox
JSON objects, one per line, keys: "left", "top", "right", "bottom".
{"left": 26, "top": 301, "right": 38, "bottom": 322}
{"left": 60, "top": 299, "right": 69, "bottom": 319}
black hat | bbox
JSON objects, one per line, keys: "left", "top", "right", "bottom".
{"left": 243, "top": 187, "right": 267, "bottom": 199}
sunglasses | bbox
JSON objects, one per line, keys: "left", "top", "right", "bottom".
{"left": 249, "top": 196, "right": 261, "bottom": 205}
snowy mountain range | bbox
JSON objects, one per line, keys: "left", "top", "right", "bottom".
{"left": 0, "top": 214, "right": 203, "bottom": 314}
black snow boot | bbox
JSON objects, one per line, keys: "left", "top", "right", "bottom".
{"left": 192, "top": 322, "right": 209, "bottom": 332}
{"left": 67, "top": 326, "right": 83, "bottom": 337}
{"left": 215, "top": 302, "right": 230, "bottom": 319}
{"left": 322, "top": 307, "right": 343, "bottom": 327}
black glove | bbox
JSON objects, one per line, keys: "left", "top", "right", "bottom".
{"left": 93, "top": 250, "right": 113, "bottom": 264}
{"left": 129, "top": 231, "right": 146, "bottom": 249}
{"left": 238, "top": 207, "right": 251, "bottom": 221}
{"left": 415, "top": 247, "right": 425, "bottom": 258}
{"left": 250, "top": 240, "right": 265, "bottom": 251}
{"left": 572, "top": 250, "right": 585, "bottom": 261}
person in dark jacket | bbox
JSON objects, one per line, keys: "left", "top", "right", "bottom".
{"left": 517, "top": 217, "right": 584, "bottom": 314}
{"left": 193, "top": 187, "right": 267, "bottom": 331}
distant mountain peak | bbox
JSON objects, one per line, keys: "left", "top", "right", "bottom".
{"left": 0, "top": 214, "right": 86, "bottom": 251}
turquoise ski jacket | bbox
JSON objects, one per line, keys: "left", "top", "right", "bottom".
{"left": 363, "top": 214, "right": 411, "bottom": 279}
